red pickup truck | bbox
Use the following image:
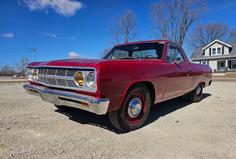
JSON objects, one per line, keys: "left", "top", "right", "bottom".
{"left": 23, "top": 40, "right": 212, "bottom": 132}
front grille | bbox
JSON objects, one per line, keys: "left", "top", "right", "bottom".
{"left": 57, "top": 79, "right": 67, "bottom": 86}
{"left": 37, "top": 68, "right": 79, "bottom": 89}
{"left": 56, "top": 69, "right": 67, "bottom": 76}
{"left": 31, "top": 67, "right": 97, "bottom": 92}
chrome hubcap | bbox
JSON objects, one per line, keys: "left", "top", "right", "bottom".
{"left": 196, "top": 85, "right": 202, "bottom": 95}
{"left": 128, "top": 98, "right": 142, "bottom": 118}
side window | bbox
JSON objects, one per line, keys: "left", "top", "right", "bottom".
{"left": 166, "top": 47, "right": 175, "bottom": 63}
{"left": 166, "top": 46, "right": 185, "bottom": 64}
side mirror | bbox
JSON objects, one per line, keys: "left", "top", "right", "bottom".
{"left": 174, "top": 57, "right": 182, "bottom": 64}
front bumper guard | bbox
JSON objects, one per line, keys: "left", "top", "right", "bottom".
{"left": 23, "top": 84, "right": 109, "bottom": 115}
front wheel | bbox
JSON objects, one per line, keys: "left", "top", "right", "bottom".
{"left": 109, "top": 84, "right": 151, "bottom": 132}
{"left": 187, "top": 83, "right": 203, "bottom": 102}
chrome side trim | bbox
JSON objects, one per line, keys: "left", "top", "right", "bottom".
{"left": 28, "top": 65, "right": 97, "bottom": 70}
{"left": 38, "top": 74, "right": 74, "bottom": 80}
{"left": 23, "top": 83, "right": 109, "bottom": 115}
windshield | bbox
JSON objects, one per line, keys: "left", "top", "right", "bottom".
{"left": 104, "top": 43, "right": 164, "bottom": 60}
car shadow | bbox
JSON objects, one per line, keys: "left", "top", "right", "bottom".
{"left": 55, "top": 93, "right": 211, "bottom": 134}
{"left": 145, "top": 93, "right": 211, "bottom": 126}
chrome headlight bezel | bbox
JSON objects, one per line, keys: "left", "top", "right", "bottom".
{"left": 86, "top": 72, "right": 96, "bottom": 88}
{"left": 74, "top": 71, "right": 85, "bottom": 87}
{"left": 26, "top": 68, "right": 39, "bottom": 81}
{"left": 73, "top": 70, "right": 97, "bottom": 91}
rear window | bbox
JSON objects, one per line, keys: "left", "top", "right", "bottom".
{"left": 104, "top": 43, "right": 164, "bottom": 60}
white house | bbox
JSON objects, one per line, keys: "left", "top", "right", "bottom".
{"left": 191, "top": 39, "right": 236, "bottom": 72}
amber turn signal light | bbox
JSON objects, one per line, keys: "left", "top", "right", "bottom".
{"left": 74, "top": 71, "right": 84, "bottom": 87}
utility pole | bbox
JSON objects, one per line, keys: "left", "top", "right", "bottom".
{"left": 30, "top": 48, "right": 38, "bottom": 62}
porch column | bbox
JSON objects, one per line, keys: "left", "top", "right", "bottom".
{"left": 226, "top": 60, "right": 229, "bottom": 70}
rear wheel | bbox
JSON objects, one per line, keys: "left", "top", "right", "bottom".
{"left": 109, "top": 84, "right": 151, "bottom": 132}
{"left": 187, "top": 83, "right": 203, "bottom": 102}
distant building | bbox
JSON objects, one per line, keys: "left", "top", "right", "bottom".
{"left": 191, "top": 39, "right": 236, "bottom": 72}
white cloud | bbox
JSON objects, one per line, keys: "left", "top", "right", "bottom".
{"left": 1, "top": 33, "right": 14, "bottom": 38}
{"left": 19, "top": 0, "right": 83, "bottom": 16}
{"left": 45, "top": 32, "right": 57, "bottom": 38}
{"left": 68, "top": 51, "right": 81, "bottom": 59}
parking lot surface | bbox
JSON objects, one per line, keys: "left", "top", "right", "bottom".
{"left": 0, "top": 82, "right": 235, "bottom": 159}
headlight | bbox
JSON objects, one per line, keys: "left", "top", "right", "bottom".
{"left": 26, "top": 68, "right": 32, "bottom": 80}
{"left": 74, "top": 71, "right": 84, "bottom": 87}
{"left": 32, "top": 69, "right": 39, "bottom": 76}
{"left": 86, "top": 72, "right": 96, "bottom": 87}
{"left": 26, "top": 68, "right": 39, "bottom": 81}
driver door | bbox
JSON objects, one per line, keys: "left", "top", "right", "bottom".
{"left": 163, "top": 45, "right": 189, "bottom": 99}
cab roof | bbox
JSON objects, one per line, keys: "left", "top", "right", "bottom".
{"left": 115, "top": 40, "right": 172, "bottom": 47}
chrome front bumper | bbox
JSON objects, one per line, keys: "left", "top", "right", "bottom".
{"left": 23, "top": 84, "right": 110, "bottom": 115}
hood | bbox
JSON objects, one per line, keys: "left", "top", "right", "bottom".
{"left": 28, "top": 58, "right": 164, "bottom": 68}
{"left": 29, "top": 59, "right": 105, "bottom": 68}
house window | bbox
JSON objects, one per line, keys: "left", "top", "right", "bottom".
{"left": 211, "top": 47, "right": 221, "bottom": 55}
{"left": 217, "top": 61, "right": 226, "bottom": 71}
{"left": 217, "top": 47, "right": 221, "bottom": 54}
{"left": 201, "top": 61, "right": 207, "bottom": 65}
{"left": 220, "top": 62, "right": 224, "bottom": 67}
{"left": 212, "top": 48, "right": 216, "bottom": 55}
{"left": 231, "top": 60, "right": 236, "bottom": 69}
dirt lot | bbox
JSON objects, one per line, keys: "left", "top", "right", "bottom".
{"left": 0, "top": 76, "right": 26, "bottom": 83}
{"left": 0, "top": 82, "right": 235, "bottom": 159}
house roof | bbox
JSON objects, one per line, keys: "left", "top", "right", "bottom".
{"left": 202, "top": 39, "right": 232, "bottom": 50}
{"left": 191, "top": 41, "right": 236, "bottom": 61}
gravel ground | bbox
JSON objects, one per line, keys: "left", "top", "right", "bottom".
{"left": 0, "top": 82, "right": 235, "bottom": 159}
{"left": 0, "top": 77, "right": 26, "bottom": 83}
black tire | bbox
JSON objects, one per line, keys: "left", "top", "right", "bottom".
{"left": 109, "top": 84, "right": 151, "bottom": 132}
{"left": 108, "top": 110, "right": 124, "bottom": 132}
{"left": 187, "top": 83, "right": 203, "bottom": 102}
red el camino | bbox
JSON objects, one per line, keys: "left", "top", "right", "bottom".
{"left": 23, "top": 40, "right": 212, "bottom": 132}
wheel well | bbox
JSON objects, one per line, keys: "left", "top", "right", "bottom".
{"left": 128, "top": 81, "right": 156, "bottom": 105}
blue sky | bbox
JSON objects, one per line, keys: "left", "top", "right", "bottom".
{"left": 0, "top": 0, "right": 236, "bottom": 67}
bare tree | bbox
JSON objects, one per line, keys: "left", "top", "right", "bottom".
{"left": 188, "top": 23, "right": 230, "bottom": 49}
{"left": 228, "top": 28, "right": 236, "bottom": 42}
{"left": 110, "top": 9, "right": 137, "bottom": 44}
{"left": 0, "top": 65, "right": 16, "bottom": 76}
{"left": 18, "top": 58, "right": 29, "bottom": 76}
{"left": 150, "top": 0, "right": 206, "bottom": 46}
